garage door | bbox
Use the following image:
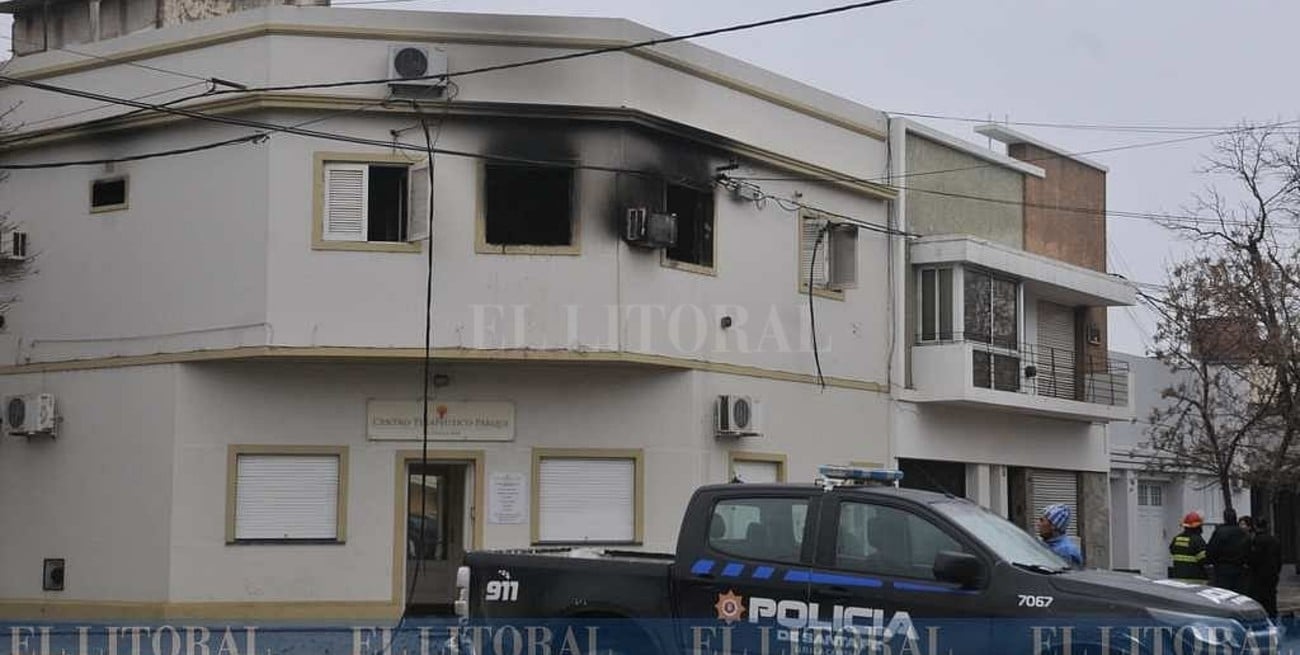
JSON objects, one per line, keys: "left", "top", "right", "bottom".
{"left": 1030, "top": 469, "right": 1079, "bottom": 537}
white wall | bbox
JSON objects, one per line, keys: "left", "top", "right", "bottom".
{"left": 894, "top": 402, "right": 1110, "bottom": 473}
{"left": 0, "top": 366, "right": 175, "bottom": 601}
{"left": 167, "top": 359, "right": 887, "bottom": 602}
{"left": 0, "top": 120, "right": 271, "bottom": 366}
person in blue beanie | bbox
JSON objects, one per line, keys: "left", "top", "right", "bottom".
{"left": 1037, "top": 503, "right": 1084, "bottom": 568}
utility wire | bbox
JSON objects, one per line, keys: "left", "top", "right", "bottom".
{"left": 0, "top": 33, "right": 222, "bottom": 84}
{"left": 889, "top": 110, "right": 1300, "bottom": 135}
{"left": 201, "top": 0, "right": 914, "bottom": 96}
{"left": 6, "top": 74, "right": 1289, "bottom": 234}
{"left": 0, "top": 133, "right": 268, "bottom": 169}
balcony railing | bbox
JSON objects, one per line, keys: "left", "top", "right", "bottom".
{"left": 915, "top": 333, "right": 1130, "bottom": 408}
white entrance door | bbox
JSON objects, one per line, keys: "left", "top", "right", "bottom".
{"left": 1136, "top": 481, "right": 1168, "bottom": 578}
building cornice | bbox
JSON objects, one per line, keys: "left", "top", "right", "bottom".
{"left": 3, "top": 22, "right": 888, "bottom": 142}
{"left": 0, "top": 94, "right": 897, "bottom": 200}
{"left": 0, "top": 345, "right": 889, "bottom": 392}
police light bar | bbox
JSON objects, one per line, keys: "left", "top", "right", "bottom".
{"left": 817, "top": 465, "right": 904, "bottom": 488}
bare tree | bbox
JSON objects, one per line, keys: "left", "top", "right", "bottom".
{"left": 1143, "top": 124, "right": 1300, "bottom": 514}
{"left": 0, "top": 104, "right": 35, "bottom": 314}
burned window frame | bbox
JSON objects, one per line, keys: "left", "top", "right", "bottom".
{"left": 476, "top": 161, "right": 580, "bottom": 256}
{"left": 660, "top": 181, "right": 716, "bottom": 275}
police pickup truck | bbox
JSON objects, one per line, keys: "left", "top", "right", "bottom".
{"left": 455, "top": 466, "right": 1277, "bottom": 655}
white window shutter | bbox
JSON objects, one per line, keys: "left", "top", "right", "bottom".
{"left": 800, "top": 217, "right": 830, "bottom": 288}
{"left": 323, "top": 163, "right": 367, "bottom": 241}
{"left": 538, "top": 458, "right": 635, "bottom": 542}
{"left": 732, "top": 460, "right": 781, "bottom": 484}
{"left": 829, "top": 224, "right": 859, "bottom": 290}
{"left": 235, "top": 454, "right": 340, "bottom": 540}
{"left": 407, "top": 158, "right": 431, "bottom": 242}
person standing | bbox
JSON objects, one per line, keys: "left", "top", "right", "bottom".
{"left": 1169, "top": 512, "right": 1209, "bottom": 582}
{"left": 1206, "top": 508, "right": 1251, "bottom": 592}
{"left": 1246, "top": 518, "right": 1283, "bottom": 618}
{"left": 1037, "top": 503, "right": 1084, "bottom": 568}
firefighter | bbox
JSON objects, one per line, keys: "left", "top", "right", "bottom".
{"left": 1168, "top": 511, "right": 1209, "bottom": 582}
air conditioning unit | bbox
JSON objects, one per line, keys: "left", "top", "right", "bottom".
{"left": 715, "top": 395, "right": 761, "bottom": 437}
{"left": 0, "top": 231, "right": 29, "bottom": 262}
{"left": 624, "top": 208, "right": 677, "bottom": 249}
{"left": 4, "top": 393, "right": 55, "bottom": 435}
{"left": 388, "top": 45, "right": 449, "bottom": 91}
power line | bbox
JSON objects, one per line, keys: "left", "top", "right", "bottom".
{"left": 0, "top": 133, "right": 268, "bottom": 169}
{"left": 890, "top": 110, "right": 1300, "bottom": 135}
{"left": 1, "top": 33, "right": 221, "bottom": 84}
{"left": 201, "top": 0, "right": 914, "bottom": 97}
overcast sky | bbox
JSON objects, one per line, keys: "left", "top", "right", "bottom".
{"left": 6, "top": 0, "right": 1300, "bottom": 356}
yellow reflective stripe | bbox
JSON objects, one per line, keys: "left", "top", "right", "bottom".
{"left": 1173, "top": 536, "right": 1190, "bottom": 545}
{"left": 1172, "top": 555, "right": 1200, "bottom": 562}
{"left": 1194, "top": 551, "right": 1207, "bottom": 561}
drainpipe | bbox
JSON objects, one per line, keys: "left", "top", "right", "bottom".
{"left": 885, "top": 115, "right": 908, "bottom": 470}
{"left": 88, "top": 0, "right": 100, "bottom": 41}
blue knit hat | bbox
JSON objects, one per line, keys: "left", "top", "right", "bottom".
{"left": 1042, "top": 503, "right": 1071, "bottom": 533}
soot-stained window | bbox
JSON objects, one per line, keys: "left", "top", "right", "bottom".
{"left": 665, "top": 183, "right": 714, "bottom": 268}
{"left": 484, "top": 164, "right": 574, "bottom": 248}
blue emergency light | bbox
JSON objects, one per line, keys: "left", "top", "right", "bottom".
{"left": 817, "top": 465, "right": 905, "bottom": 487}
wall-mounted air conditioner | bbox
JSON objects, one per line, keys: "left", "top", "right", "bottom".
{"left": 715, "top": 395, "right": 761, "bottom": 437}
{"left": 624, "top": 208, "right": 677, "bottom": 249}
{"left": 388, "top": 45, "right": 449, "bottom": 92}
{"left": 4, "top": 393, "right": 56, "bottom": 435}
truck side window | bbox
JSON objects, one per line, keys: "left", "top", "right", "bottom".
{"left": 709, "top": 497, "right": 809, "bottom": 564}
{"left": 836, "top": 502, "right": 964, "bottom": 580}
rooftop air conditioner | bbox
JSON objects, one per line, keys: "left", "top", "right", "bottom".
{"left": 388, "top": 45, "right": 448, "bottom": 92}
{"left": 624, "top": 207, "right": 677, "bottom": 249}
{"left": 715, "top": 395, "right": 761, "bottom": 437}
{"left": 4, "top": 393, "right": 55, "bottom": 435}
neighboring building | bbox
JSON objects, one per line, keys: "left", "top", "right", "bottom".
{"left": 0, "top": 7, "right": 896, "bottom": 619}
{"left": 1109, "top": 353, "right": 1251, "bottom": 579}
{"left": 886, "top": 120, "right": 1136, "bottom": 568}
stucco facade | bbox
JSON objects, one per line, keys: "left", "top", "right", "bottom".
{"left": 0, "top": 8, "right": 895, "bottom": 620}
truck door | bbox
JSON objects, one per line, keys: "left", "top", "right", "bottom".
{"left": 809, "top": 495, "right": 991, "bottom": 654}
{"left": 673, "top": 491, "right": 818, "bottom": 652}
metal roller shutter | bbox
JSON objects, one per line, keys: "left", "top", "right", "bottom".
{"left": 732, "top": 460, "right": 781, "bottom": 484}
{"left": 538, "top": 458, "right": 635, "bottom": 543}
{"left": 1030, "top": 469, "right": 1079, "bottom": 537}
{"left": 1037, "top": 301, "right": 1077, "bottom": 400}
{"left": 235, "top": 454, "right": 340, "bottom": 540}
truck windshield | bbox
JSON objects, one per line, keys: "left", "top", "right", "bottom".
{"left": 932, "top": 500, "right": 1069, "bottom": 572}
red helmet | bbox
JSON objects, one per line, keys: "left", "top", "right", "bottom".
{"left": 1182, "top": 512, "right": 1204, "bottom": 528}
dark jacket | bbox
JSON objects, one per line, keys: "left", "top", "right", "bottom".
{"left": 1248, "top": 532, "right": 1283, "bottom": 581}
{"left": 1206, "top": 523, "right": 1251, "bottom": 566}
{"left": 1169, "top": 528, "right": 1209, "bottom": 580}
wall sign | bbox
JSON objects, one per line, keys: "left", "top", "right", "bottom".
{"left": 488, "top": 472, "right": 528, "bottom": 525}
{"left": 366, "top": 400, "right": 515, "bottom": 441}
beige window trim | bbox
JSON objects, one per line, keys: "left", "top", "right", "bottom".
{"left": 728, "top": 451, "right": 787, "bottom": 482}
{"left": 531, "top": 448, "right": 644, "bottom": 545}
{"left": 311, "top": 151, "right": 422, "bottom": 253}
{"left": 225, "top": 444, "right": 349, "bottom": 544}
{"left": 89, "top": 175, "right": 129, "bottom": 214}
{"left": 797, "top": 209, "right": 845, "bottom": 301}
{"left": 475, "top": 160, "right": 582, "bottom": 256}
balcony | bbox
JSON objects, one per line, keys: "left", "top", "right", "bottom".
{"left": 908, "top": 334, "right": 1133, "bottom": 422}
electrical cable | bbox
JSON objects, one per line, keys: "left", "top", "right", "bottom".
{"left": 0, "top": 132, "right": 267, "bottom": 168}
{"left": 201, "top": 0, "right": 914, "bottom": 96}
{"left": 13, "top": 80, "right": 211, "bottom": 130}
{"left": 808, "top": 222, "right": 828, "bottom": 390}
{"left": 0, "top": 33, "right": 223, "bottom": 83}
{"left": 888, "top": 110, "right": 1300, "bottom": 135}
